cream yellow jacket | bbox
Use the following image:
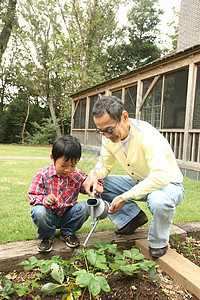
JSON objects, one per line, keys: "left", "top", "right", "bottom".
{"left": 93, "top": 119, "right": 183, "bottom": 201}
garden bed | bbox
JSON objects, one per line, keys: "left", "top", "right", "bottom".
{"left": 1, "top": 267, "right": 197, "bottom": 299}
{"left": 0, "top": 237, "right": 199, "bottom": 300}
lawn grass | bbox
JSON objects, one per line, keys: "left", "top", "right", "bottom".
{"left": 0, "top": 144, "right": 97, "bottom": 158}
{"left": 0, "top": 145, "right": 199, "bottom": 244}
{"left": 0, "top": 144, "right": 52, "bottom": 157}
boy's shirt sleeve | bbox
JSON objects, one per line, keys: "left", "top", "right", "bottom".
{"left": 28, "top": 172, "right": 46, "bottom": 205}
{"left": 77, "top": 169, "right": 88, "bottom": 194}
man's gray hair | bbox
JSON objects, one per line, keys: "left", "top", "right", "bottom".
{"left": 92, "top": 96, "right": 125, "bottom": 121}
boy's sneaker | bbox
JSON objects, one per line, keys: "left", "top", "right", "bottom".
{"left": 37, "top": 237, "right": 54, "bottom": 253}
{"left": 60, "top": 234, "right": 80, "bottom": 248}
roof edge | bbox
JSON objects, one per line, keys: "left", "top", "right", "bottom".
{"left": 70, "top": 44, "right": 200, "bottom": 98}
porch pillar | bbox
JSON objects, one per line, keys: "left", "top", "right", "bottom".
{"left": 136, "top": 79, "right": 142, "bottom": 119}
{"left": 182, "top": 63, "right": 197, "bottom": 162}
{"left": 84, "top": 96, "right": 90, "bottom": 145}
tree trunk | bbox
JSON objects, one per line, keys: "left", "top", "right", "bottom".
{"left": 0, "top": 80, "right": 6, "bottom": 142}
{"left": 22, "top": 96, "right": 30, "bottom": 144}
{"left": 45, "top": 69, "right": 62, "bottom": 137}
{"left": 0, "top": 0, "right": 17, "bottom": 63}
{"left": 48, "top": 89, "right": 62, "bottom": 137}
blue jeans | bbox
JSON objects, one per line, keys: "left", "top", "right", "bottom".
{"left": 102, "top": 175, "right": 185, "bottom": 248}
{"left": 31, "top": 201, "right": 89, "bottom": 239}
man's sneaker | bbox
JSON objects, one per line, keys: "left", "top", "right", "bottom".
{"left": 60, "top": 234, "right": 80, "bottom": 248}
{"left": 115, "top": 210, "right": 148, "bottom": 235}
{"left": 37, "top": 237, "right": 54, "bottom": 253}
{"left": 149, "top": 245, "right": 168, "bottom": 258}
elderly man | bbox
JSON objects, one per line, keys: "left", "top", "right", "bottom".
{"left": 83, "top": 96, "right": 184, "bottom": 258}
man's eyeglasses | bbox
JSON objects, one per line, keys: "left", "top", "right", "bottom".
{"left": 96, "top": 121, "right": 118, "bottom": 134}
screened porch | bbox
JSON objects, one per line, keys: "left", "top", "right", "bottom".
{"left": 71, "top": 45, "right": 200, "bottom": 180}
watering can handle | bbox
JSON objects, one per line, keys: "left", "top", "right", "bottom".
{"left": 91, "top": 191, "right": 103, "bottom": 199}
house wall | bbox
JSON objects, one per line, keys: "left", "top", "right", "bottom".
{"left": 177, "top": 0, "right": 200, "bottom": 51}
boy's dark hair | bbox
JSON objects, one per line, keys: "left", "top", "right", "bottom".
{"left": 52, "top": 135, "right": 81, "bottom": 162}
{"left": 92, "top": 95, "right": 125, "bottom": 121}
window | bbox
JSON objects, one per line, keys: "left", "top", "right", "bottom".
{"left": 193, "top": 65, "right": 200, "bottom": 129}
{"left": 74, "top": 98, "right": 86, "bottom": 129}
{"left": 124, "top": 86, "right": 137, "bottom": 118}
{"left": 162, "top": 69, "right": 188, "bottom": 129}
{"left": 143, "top": 79, "right": 153, "bottom": 95}
{"left": 112, "top": 90, "right": 122, "bottom": 99}
{"left": 141, "top": 78, "right": 162, "bottom": 128}
{"left": 89, "top": 95, "right": 99, "bottom": 129}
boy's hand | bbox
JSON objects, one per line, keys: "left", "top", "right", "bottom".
{"left": 45, "top": 194, "right": 57, "bottom": 206}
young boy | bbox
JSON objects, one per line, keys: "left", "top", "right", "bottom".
{"left": 28, "top": 135, "right": 103, "bottom": 253}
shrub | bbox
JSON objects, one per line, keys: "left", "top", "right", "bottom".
{"left": 24, "top": 118, "right": 59, "bottom": 145}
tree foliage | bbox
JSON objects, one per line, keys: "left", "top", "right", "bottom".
{"left": 54, "top": 0, "right": 125, "bottom": 88}
{"left": 166, "top": 6, "right": 179, "bottom": 51}
{"left": 106, "top": 0, "right": 163, "bottom": 77}
{"left": 7, "top": 0, "right": 125, "bottom": 141}
{"left": 0, "top": 0, "right": 174, "bottom": 144}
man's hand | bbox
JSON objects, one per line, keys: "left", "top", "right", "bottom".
{"left": 45, "top": 194, "right": 57, "bottom": 206}
{"left": 83, "top": 172, "right": 100, "bottom": 196}
{"left": 108, "top": 196, "right": 126, "bottom": 214}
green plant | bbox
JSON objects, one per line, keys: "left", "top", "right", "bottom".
{"left": 40, "top": 242, "right": 158, "bottom": 298}
{"left": 170, "top": 234, "right": 200, "bottom": 264}
{"left": 14, "top": 280, "right": 41, "bottom": 298}
{"left": 0, "top": 277, "right": 16, "bottom": 299}
{"left": 182, "top": 236, "right": 200, "bottom": 260}
{"left": 1, "top": 242, "right": 158, "bottom": 299}
{"left": 170, "top": 233, "right": 184, "bottom": 252}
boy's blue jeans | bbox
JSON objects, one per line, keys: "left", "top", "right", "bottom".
{"left": 102, "top": 175, "right": 185, "bottom": 249}
{"left": 31, "top": 201, "right": 89, "bottom": 239}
